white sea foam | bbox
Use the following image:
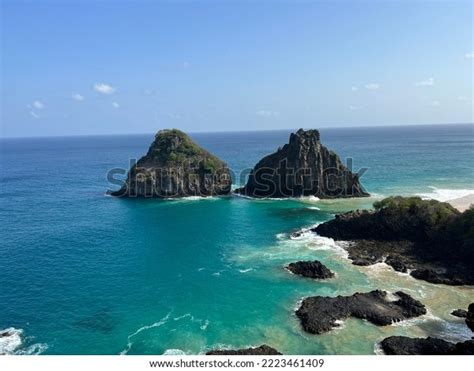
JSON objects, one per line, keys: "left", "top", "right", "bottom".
{"left": 173, "top": 313, "right": 209, "bottom": 330}
{"left": 238, "top": 268, "right": 253, "bottom": 273}
{"left": 0, "top": 328, "right": 23, "bottom": 355}
{"left": 173, "top": 313, "right": 191, "bottom": 321}
{"left": 120, "top": 311, "right": 171, "bottom": 355}
{"left": 16, "top": 342, "right": 49, "bottom": 355}
{"left": 275, "top": 233, "right": 287, "bottom": 240}
{"left": 200, "top": 319, "right": 210, "bottom": 330}
{"left": 333, "top": 319, "right": 346, "bottom": 331}
{"left": 373, "top": 341, "right": 385, "bottom": 355}
{"left": 416, "top": 186, "right": 474, "bottom": 202}
{"left": 391, "top": 308, "right": 440, "bottom": 327}
{"left": 306, "top": 206, "right": 321, "bottom": 210}
{"left": 165, "top": 196, "right": 219, "bottom": 202}
{"left": 232, "top": 193, "right": 321, "bottom": 202}
{"left": 289, "top": 224, "right": 320, "bottom": 240}
{"left": 299, "top": 195, "right": 320, "bottom": 203}
{"left": 0, "top": 327, "right": 47, "bottom": 355}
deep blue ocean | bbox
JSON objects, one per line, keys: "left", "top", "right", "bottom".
{"left": 1, "top": 124, "right": 473, "bottom": 355}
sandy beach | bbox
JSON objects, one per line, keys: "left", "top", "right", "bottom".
{"left": 448, "top": 194, "right": 474, "bottom": 212}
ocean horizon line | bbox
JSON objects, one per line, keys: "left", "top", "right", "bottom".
{"left": 1, "top": 122, "right": 473, "bottom": 140}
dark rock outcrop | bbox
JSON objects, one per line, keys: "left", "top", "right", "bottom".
{"left": 451, "top": 309, "right": 468, "bottom": 318}
{"left": 235, "top": 129, "right": 369, "bottom": 198}
{"left": 295, "top": 290, "right": 426, "bottom": 335}
{"left": 467, "top": 303, "right": 474, "bottom": 332}
{"left": 381, "top": 336, "right": 474, "bottom": 355}
{"left": 111, "top": 129, "right": 231, "bottom": 198}
{"left": 206, "top": 345, "right": 282, "bottom": 355}
{"left": 286, "top": 260, "right": 334, "bottom": 279}
{"left": 313, "top": 197, "right": 474, "bottom": 285}
{"left": 410, "top": 269, "right": 465, "bottom": 286}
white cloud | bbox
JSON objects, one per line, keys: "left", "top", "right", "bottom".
{"left": 72, "top": 93, "right": 84, "bottom": 101}
{"left": 112, "top": 102, "right": 120, "bottom": 108}
{"left": 414, "top": 77, "right": 434, "bottom": 86}
{"left": 429, "top": 100, "right": 440, "bottom": 106}
{"left": 457, "top": 95, "right": 468, "bottom": 101}
{"left": 94, "top": 83, "right": 116, "bottom": 95}
{"left": 256, "top": 110, "right": 279, "bottom": 117}
{"left": 30, "top": 111, "right": 40, "bottom": 119}
{"left": 33, "top": 100, "right": 45, "bottom": 109}
{"left": 365, "top": 83, "right": 380, "bottom": 90}
{"left": 465, "top": 52, "right": 474, "bottom": 59}
{"left": 351, "top": 86, "right": 358, "bottom": 91}
{"left": 349, "top": 105, "right": 362, "bottom": 110}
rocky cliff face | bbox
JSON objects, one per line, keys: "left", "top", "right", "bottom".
{"left": 111, "top": 129, "right": 231, "bottom": 198}
{"left": 236, "top": 129, "right": 368, "bottom": 198}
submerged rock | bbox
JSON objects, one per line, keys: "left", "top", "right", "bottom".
{"left": 451, "top": 309, "right": 468, "bottom": 318}
{"left": 111, "top": 129, "right": 231, "bottom": 198}
{"left": 235, "top": 129, "right": 369, "bottom": 198}
{"left": 313, "top": 197, "right": 474, "bottom": 285}
{"left": 381, "top": 336, "right": 474, "bottom": 355}
{"left": 206, "top": 345, "right": 282, "bottom": 355}
{"left": 295, "top": 290, "right": 426, "bottom": 335}
{"left": 286, "top": 260, "right": 334, "bottom": 279}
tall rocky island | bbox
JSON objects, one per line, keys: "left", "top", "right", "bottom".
{"left": 111, "top": 129, "right": 232, "bottom": 198}
{"left": 236, "top": 129, "right": 369, "bottom": 198}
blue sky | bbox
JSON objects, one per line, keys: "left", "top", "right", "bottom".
{"left": 1, "top": 0, "right": 473, "bottom": 137}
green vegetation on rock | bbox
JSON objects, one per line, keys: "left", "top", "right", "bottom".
{"left": 113, "top": 128, "right": 232, "bottom": 198}
{"left": 146, "top": 129, "right": 225, "bottom": 170}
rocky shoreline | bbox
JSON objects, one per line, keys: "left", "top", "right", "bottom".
{"left": 206, "top": 345, "right": 281, "bottom": 355}
{"left": 381, "top": 337, "right": 474, "bottom": 355}
{"left": 295, "top": 290, "right": 426, "bottom": 335}
{"left": 380, "top": 302, "right": 474, "bottom": 354}
{"left": 313, "top": 197, "right": 474, "bottom": 285}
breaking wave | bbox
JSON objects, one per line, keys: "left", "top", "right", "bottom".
{"left": 416, "top": 186, "right": 474, "bottom": 202}
{"left": 0, "top": 327, "right": 48, "bottom": 355}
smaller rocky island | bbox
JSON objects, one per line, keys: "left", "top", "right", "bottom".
{"left": 296, "top": 290, "right": 426, "bottom": 335}
{"left": 285, "top": 260, "right": 334, "bottom": 279}
{"left": 236, "top": 129, "right": 369, "bottom": 198}
{"left": 206, "top": 345, "right": 282, "bottom": 355}
{"left": 313, "top": 196, "right": 474, "bottom": 285}
{"left": 111, "top": 129, "right": 231, "bottom": 198}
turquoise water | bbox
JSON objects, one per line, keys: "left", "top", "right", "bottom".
{"left": 0, "top": 124, "right": 473, "bottom": 355}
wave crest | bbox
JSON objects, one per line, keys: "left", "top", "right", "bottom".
{"left": 0, "top": 327, "right": 48, "bottom": 355}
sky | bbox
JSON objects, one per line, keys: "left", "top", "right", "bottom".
{"left": 1, "top": 0, "right": 473, "bottom": 137}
